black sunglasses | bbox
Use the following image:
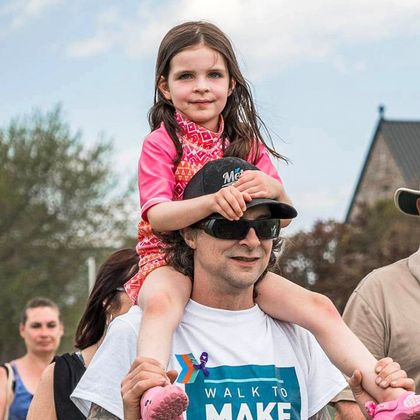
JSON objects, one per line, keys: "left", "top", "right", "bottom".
{"left": 196, "top": 218, "right": 281, "bottom": 240}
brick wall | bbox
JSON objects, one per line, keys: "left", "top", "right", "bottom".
{"left": 348, "top": 133, "right": 405, "bottom": 221}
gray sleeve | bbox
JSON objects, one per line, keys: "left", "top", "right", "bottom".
{"left": 342, "top": 273, "right": 386, "bottom": 360}
{"left": 71, "top": 313, "right": 139, "bottom": 418}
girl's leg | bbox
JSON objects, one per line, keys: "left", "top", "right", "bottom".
{"left": 137, "top": 266, "right": 191, "bottom": 420}
{"left": 256, "top": 272, "right": 404, "bottom": 404}
{"left": 137, "top": 265, "right": 192, "bottom": 367}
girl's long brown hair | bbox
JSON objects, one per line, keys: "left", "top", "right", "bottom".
{"left": 149, "top": 21, "right": 286, "bottom": 165}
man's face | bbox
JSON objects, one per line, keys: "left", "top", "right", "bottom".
{"left": 189, "top": 205, "right": 273, "bottom": 307}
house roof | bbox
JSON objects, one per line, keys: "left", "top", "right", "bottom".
{"left": 345, "top": 116, "right": 420, "bottom": 222}
{"left": 382, "top": 120, "right": 420, "bottom": 184}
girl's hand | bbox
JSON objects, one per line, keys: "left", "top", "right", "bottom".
{"left": 210, "top": 185, "right": 251, "bottom": 221}
{"left": 234, "top": 170, "right": 284, "bottom": 201}
{"left": 234, "top": 170, "right": 294, "bottom": 228}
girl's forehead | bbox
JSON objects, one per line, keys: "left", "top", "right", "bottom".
{"left": 171, "top": 44, "right": 227, "bottom": 68}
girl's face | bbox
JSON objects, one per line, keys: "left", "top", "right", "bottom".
{"left": 159, "top": 44, "right": 235, "bottom": 132}
{"left": 19, "top": 306, "right": 63, "bottom": 355}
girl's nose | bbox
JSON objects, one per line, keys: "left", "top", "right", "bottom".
{"left": 193, "top": 77, "right": 210, "bottom": 92}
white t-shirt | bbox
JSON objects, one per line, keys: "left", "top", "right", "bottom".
{"left": 71, "top": 301, "right": 346, "bottom": 419}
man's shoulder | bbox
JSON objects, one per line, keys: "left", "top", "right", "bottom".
{"left": 109, "top": 306, "right": 141, "bottom": 335}
{"left": 355, "top": 255, "right": 411, "bottom": 293}
{"left": 269, "top": 316, "right": 320, "bottom": 354}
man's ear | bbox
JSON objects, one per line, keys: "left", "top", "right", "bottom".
{"left": 228, "top": 78, "right": 236, "bottom": 96}
{"left": 158, "top": 76, "right": 171, "bottom": 101}
{"left": 416, "top": 197, "right": 420, "bottom": 215}
{"left": 180, "top": 228, "right": 197, "bottom": 249}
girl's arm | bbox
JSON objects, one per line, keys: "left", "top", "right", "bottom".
{"left": 241, "top": 144, "right": 294, "bottom": 227}
{"left": 148, "top": 186, "right": 251, "bottom": 232}
{"left": 26, "top": 363, "right": 57, "bottom": 420}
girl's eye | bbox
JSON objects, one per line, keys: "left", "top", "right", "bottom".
{"left": 178, "top": 73, "right": 193, "bottom": 80}
{"left": 209, "top": 72, "right": 223, "bottom": 79}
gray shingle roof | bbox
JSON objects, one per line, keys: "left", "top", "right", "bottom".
{"left": 345, "top": 117, "right": 420, "bottom": 222}
{"left": 381, "top": 120, "right": 420, "bottom": 186}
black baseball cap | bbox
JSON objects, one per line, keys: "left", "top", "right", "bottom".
{"left": 183, "top": 157, "right": 298, "bottom": 219}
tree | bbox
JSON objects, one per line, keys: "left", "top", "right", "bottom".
{"left": 0, "top": 106, "right": 137, "bottom": 360}
{"left": 277, "top": 199, "right": 420, "bottom": 312}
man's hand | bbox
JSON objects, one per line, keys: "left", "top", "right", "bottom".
{"left": 335, "top": 357, "right": 415, "bottom": 419}
{"left": 121, "top": 357, "right": 178, "bottom": 420}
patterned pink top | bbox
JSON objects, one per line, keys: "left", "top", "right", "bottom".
{"left": 124, "top": 112, "right": 282, "bottom": 303}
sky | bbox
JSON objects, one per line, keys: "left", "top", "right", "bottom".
{"left": 1, "top": 0, "right": 420, "bottom": 234}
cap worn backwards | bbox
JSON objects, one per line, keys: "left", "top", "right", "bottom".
{"left": 183, "top": 157, "right": 298, "bottom": 220}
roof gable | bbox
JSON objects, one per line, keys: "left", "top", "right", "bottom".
{"left": 381, "top": 120, "right": 420, "bottom": 185}
{"left": 345, "top": 117, "right": 420, "bottom": 222}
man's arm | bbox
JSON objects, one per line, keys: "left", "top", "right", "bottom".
{"left": 334, "top": 400, "right": 364, "bottom": 420}
{"left": 309, "top": 406, "right": 333, "bottom": 420}
{"left": 87, "top": 404, "right": 120, "bottom": 420}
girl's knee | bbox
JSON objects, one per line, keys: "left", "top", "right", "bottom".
{"left": 141, "top": 291, "right": 181, "bottom": 317}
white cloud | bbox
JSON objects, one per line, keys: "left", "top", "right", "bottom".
{"left": 64, "top": 0, "right": 420, "bottom": 75}
{"left": 0, "top": 0, "right": 62, "bottom": 31}
{"left": 66, "top": 6, "right": 123, "bottom": 58}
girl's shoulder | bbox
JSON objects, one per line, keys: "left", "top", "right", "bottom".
{"left": 141, "top": 123, "right": 177, "bottom": 160}
{"left": 145, "top": 122, "right": 171, "bottom": 142}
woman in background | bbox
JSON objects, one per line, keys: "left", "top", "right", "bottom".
{"left": 0, "top": 297, "right": 64, "bottom": 420}
{"left": 27, "top": 248, "right": 138, "bottom": 420}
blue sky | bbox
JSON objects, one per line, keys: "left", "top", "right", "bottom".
{"left": 1, "top": 0, "right": 420, "bottom": 234}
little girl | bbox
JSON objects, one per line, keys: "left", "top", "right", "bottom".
{"left": 125, "top": 21, "right": 420, "bottom": 420}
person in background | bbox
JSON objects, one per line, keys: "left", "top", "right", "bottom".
{"left": 334, "top": 186, "right": 420, "bottom": 419}
{"left": 27, "top": 248, "right": 137, "bottom": 420}
{"left": 0, "top": 297, "right": 64, "bottom": 420}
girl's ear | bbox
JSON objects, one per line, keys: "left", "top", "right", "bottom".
{"left": 180, "top": 228, "right": 197, "bottom": 249}
{"left": 158, "top": 76, "right": 171, "bottom": 100}
{"left": 228, "top": 78, "right": 236, "bottom": 96}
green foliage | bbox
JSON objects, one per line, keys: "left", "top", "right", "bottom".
{"left": 277, "top": 199, "right": 420, "bottom": 312}
{"left": 0, "top": 106, "right": 137, "bottom": 360}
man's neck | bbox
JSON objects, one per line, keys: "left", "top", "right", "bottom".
{"left": 191, "top": 284, "right": 254, "bottom": 310}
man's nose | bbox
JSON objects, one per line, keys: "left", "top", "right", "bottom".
{"left": 240, "top": 227, "right": 261, "bottom": 247}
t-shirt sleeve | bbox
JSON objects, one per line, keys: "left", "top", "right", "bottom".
{"left": 70, "top": 312, "right": 139, "bottom": 418}
{"left": 252, "top": 144, "right": 282, "bottom": 183}
{"left": 303, "top": 331, "right": 347, "bottom": 417}
{"left": 342, "top": 272, "right": 387, "bottom": 361}
{"left": 139, "top": 129, "right": 178, "bottom": 221}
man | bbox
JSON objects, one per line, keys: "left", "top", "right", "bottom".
{"left": 71, "top": 159, "right": 411, "bottom": 420}
{"left": 334, "top": 186, "right": 420, "bottom": 419}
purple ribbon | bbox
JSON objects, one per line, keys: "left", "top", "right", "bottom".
{"left": 193, "top": 352, "right": 209, "bottom": 377}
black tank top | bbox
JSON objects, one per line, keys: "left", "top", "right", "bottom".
{"left": 53, "top": 353, "right": 86, "bottom": 419}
